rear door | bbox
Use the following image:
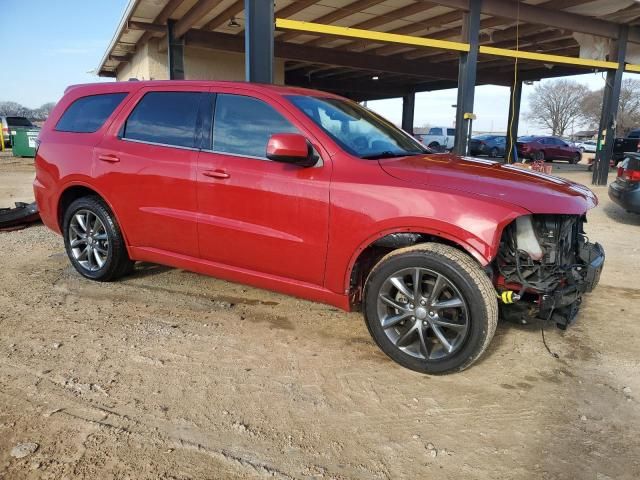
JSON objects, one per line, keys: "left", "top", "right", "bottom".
{"left": 446, "top": 128, "right": 456, "bottom": 148}
{"left": 539, "top": 137, "right": 555, "bottom": 158}
{"left": 196, "top": 88, "right": 331, "bottom": 285}
{"left": 93, "top": 86, "right": 209, "bottom": 257}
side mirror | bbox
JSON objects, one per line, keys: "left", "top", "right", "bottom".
{"left": 266, "top": 133, "right": 317, "bottom": 167}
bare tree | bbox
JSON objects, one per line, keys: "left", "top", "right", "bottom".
{"left": 0, "top": 101, "right": 56, "bottom": 121}
{"left": 580, "top": 79, "right": 640, "bottom": 136}
{"left": 527, "top": 80, "right": 589, "bottom": 136}
{"left": 0, "top": 101, "right": 31, "bottom": 117}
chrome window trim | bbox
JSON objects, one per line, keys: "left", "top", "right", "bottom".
{"left": 120, "top": 137, "right": 200, "bottom": 152}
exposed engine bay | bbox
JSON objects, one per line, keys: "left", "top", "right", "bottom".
{"left": 495, "top": 214, "right": 605, "bottom": 329}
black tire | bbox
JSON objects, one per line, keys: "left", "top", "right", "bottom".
{"left": 489, "top": 147, "right": 499, "bottom": 158}
{"left": 570, "top": 152, "right": 581, "bottom": 164}
{"left": 535, "top": 150, "right": 546, "bottom": 162}
{"left": 363, "top": 243, "right": 498, "bottom": 375}
{"left": 63, "top": 196, "right": 134, "bottom": 281}
{"left": 428, "top": 142, "right": 440, "bottom": 151}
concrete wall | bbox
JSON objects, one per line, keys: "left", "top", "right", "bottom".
{"left": 116, "top": 41, "right": 285, "bottom": 84}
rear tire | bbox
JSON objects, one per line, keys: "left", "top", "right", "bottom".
{"left": 63, "top": 196, "right": 135, "bottom": 281}
{"left": 489, "top": 147, "right": 499, "bottom": 158}
{"left": 363, "top": 243, "right": 498, "bottom": 375}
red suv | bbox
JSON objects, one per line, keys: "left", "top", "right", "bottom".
{"left": 35, "top": 81, "right": 604, "bottom": 374}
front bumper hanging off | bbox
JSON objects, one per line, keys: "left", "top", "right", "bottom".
{"left": 538, "top": 241, "right": 605, "bottom": 329}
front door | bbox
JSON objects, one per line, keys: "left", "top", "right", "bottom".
{"left": 94, "top": 87, "right": 208, "bottom": 257}
{"left": 196, "top": 90, "right": 331, "bottom": 286}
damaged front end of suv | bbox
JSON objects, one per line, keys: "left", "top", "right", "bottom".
{"left": 495, "top": 214, "right": 605, "bottom": 329}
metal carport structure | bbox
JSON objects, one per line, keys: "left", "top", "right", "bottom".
{"left": 98, "top": 0, "right": 640, "bottom": 185}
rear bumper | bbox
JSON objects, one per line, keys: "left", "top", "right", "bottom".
{"left": 608, "top": 180, "right": 640, "bottom": 213}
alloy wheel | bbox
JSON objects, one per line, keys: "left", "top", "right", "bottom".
{"left": 376, "top": 267, "right": 469, "bottom": 360}
{"left": 68, "top": 209, "right": 110, "bottom": 272}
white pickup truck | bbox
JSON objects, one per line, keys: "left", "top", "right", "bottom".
{"left": 417, "top": 126, "right": 456, "bottom": 151}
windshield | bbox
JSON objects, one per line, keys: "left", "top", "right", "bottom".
{"left": 286, "top": 95, "right": 427, "bottom": 159}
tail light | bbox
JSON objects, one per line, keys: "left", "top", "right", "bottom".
{"left": 617, "top": 165, "right": 625, "bottom": 177}
{"left": 636, "top": 140, "right": 640, "bottom": 152}
{"left": 623, "top": 168, "right": 640, "bottom": 182}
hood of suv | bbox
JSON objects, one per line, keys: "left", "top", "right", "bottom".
{"left": 379, "top": 154, "right": 597, "bottom": 215}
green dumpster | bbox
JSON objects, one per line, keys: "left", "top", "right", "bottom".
{"left": 10, "top": 127, "right": 40, "bottom": 157}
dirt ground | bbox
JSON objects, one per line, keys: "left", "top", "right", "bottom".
{"left": 1, "top": 152, "right": 639, "bottom": 479}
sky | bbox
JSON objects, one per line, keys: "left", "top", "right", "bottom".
{"left": 0, "top": 0, "right": 637, "bottom": 135}
{"left": 0, "top": 0, "right": 129, "bottom": 108}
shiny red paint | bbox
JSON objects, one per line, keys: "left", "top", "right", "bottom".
{"left": 34, "top": 81, "right": 598, "bottom": 311}
{"left": 266, "top": 133, "right": 309, "bottom": 161}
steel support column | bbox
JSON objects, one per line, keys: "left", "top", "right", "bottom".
{"left": 402, "top": 92, "right": 416, "bottom": 135}
{"left": 244, "top": 0, "right": 274, "bottom": 83}
{"left": 166, "top": 19, "right": 185, "bottom": 80}
{"left": 506, "top": 78, "right": 523, "bottom": 164}
{"left": 593, "top": 25, "right": 628, "bottom": 185}
{"left": 454, "top": 0, "right": 481, "bottom": 156}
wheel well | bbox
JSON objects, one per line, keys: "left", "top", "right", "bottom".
{"left": 57, "top": 186, "right": 101, "bottom": 229}
{"left": 348, "top": 233, "right": 471, "bottom": 310}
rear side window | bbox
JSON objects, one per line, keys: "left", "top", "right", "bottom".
{"left": 212, "top": 94, "right": 297, "bottom": 158}
{"left": 122, "top": 91, "right": 204, "bottom": 148}
{"left": 56, "top": 93, "right": 127, "bottom": 133}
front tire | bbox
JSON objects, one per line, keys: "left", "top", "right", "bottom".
{"left": 570, "top": 152, "right": 581, "bottom": 164}
{"left": 489, "top": 147, "right": 499, "bottom": 158}
{"left": 63, "top": 196, "right": 134, "bottom": 281}
{"left": 363, "top": 243, "right": 498, "bottom": 375}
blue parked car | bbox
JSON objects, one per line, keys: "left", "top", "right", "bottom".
{"left": 469, "top": 134, "right": 506, "bottom": 158}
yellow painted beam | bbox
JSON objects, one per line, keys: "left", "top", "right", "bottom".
{"left": 276, "top": 18, "right": 624, "bottom": 71}
{"left": 479, "top": 45, "right": 618, "bottom": 69}
{"left": 275, "top": 18, "right": 470, "bottom": 53}
{"left": 625, "top": 64, "right": 640, "bottom": 73}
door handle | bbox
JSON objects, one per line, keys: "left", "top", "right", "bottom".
{"left": 98, "top": 153, "right": 120, "bottom": 163}
{"left": 203, "top": 169, "right": 230, "bottom": 179}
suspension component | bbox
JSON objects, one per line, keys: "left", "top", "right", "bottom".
{"left": 499, "top": 290, "right": 521, "bottom": 304}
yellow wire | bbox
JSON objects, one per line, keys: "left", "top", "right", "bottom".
{"left": 507, "top": 0, "right": 520, "bottom": 163}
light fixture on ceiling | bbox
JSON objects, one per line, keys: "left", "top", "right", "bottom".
{"left": 372, "top": 75, "right": 379, "bottom": 80}
{"left": 228, "top": 16, "right": 241, "bottom": 28}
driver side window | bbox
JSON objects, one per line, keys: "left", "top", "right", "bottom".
{"left": 212, "top": 94, "right": 298, "bottom": 158}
